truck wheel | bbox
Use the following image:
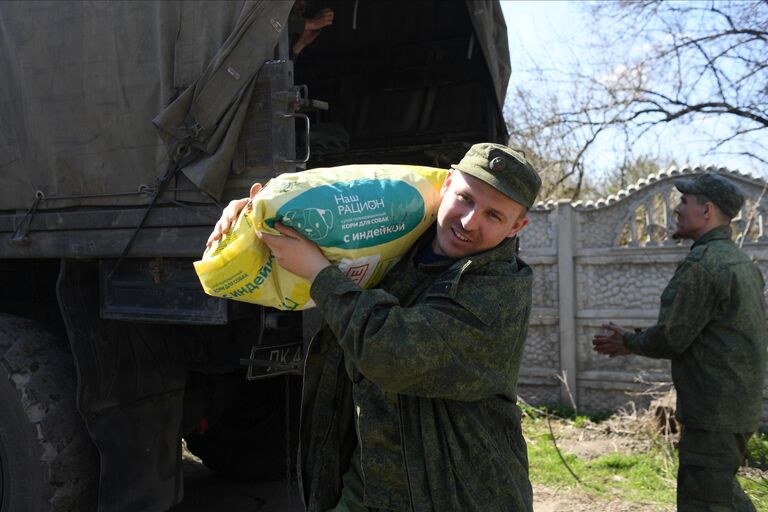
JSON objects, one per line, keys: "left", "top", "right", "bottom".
{"left": 185, "top": 375, "right": 299, "bottom": 481}
{"left": 0, "top": 314, "right": 99, "bottom": 512}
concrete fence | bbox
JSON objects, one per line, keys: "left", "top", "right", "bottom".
{"left": 517, "top": 166, "right": 768, "bottom": 425}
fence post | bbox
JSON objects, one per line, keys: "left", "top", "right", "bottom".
{"left": 556, "top": 200, "right": 578, "bottom": 408}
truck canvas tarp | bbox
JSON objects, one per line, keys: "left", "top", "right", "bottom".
{"left": 0, "top": 1, "right": 293, "bottom": 209}
{"left": 0, "top": 0, "right": 510, "bottom": 211}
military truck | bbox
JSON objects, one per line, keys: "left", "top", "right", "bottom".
{"left": 0, "top": 1, "right": 510, "bottom": 510}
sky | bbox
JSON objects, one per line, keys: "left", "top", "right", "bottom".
{"left": 498, "top": 1, "right": 766, "bottom": 179}
{"left": 500, "top": 0, "right": 583, "bottom": 73}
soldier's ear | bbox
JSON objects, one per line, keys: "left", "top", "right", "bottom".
{"left": 440, "top": 170, "right": 454, "bottom": 197}
{"left": 506, "top": 214, "right": 529, "bottom": 238}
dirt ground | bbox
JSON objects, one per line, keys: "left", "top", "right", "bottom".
{"left": 532, "top": 483, "right": 673, "bottom": 512}
{"left": 171, "top": 415, "right": 761, "bottom": 512}
{"left": 169, "top": 461, "right": 674, "bottom": 512}
{"left": 169, "top": 391, "right": 763, "bottom": 511}
{"left": 170, "top": 448, "right": 303, "bottom": 512}
{"left": 549, "top": 420, "right": 653, "bottom": 460}
{"left": 170, "top": 451, "right": 672, "bottom": 512}
{"left": 530, "top": 410, "right": 677, "bottom": 512}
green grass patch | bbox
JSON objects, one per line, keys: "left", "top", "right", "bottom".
{"left": 741, "top": 431, "right": 768, "bottom": 509}
{"left": 521, "top": 402, "right": 612, "bottom": 423}
{"left": 593, "top": 452, "right": 643, "bottom": 470}
{"left": 739, "top": 473, "right": 768, "bottom": 510}
{"left": 523, "top": 410, "right": 677, "bottom": 507}
{"left": 747, "top": 431, "right": 768, "bottom": 467}
{"left": 522, "top": 405, "right": 768, "bottom": 511}
{"left": 741, "top": 431, "right": 768, "bottom": 510}
{"left": 523, "top": 412, "right": 675, "bottom": 508}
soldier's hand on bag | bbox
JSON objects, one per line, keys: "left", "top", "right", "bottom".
{"left": 592, "top": 322, "right": 631, "bottom": 357}
{"left": 206, "top": 183, "right": 262, "bottom": 248}
{"left": 256, "top": 222, "right": 331, "bottom": 282}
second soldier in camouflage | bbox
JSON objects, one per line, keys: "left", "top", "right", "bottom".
{"left": 593, "top": 173, "right": 767, "bottom": 512}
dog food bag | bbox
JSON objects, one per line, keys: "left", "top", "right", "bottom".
{"left": 194, "top": 164, "right": 447, "bottom": 310}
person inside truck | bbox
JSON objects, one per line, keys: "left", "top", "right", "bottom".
{"left": 207, "top": 143, "right": 542, "bottom": 511}
{"left": 288, "top": 0, "right": 334, "bottom": 58}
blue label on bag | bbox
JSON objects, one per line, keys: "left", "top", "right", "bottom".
{"left": 270, "top": 179, "right": 425, "bottom": 249}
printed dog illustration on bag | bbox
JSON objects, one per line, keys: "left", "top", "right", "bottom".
{"left": 281, "top": 208, "right": 334, "bottom": 241}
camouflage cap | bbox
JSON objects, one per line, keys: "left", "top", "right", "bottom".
{"left": 673, "top": 173, "right": 745, "bottom": 219}
{"left": 451, "top": 143, "right": 542, "bottom": 208}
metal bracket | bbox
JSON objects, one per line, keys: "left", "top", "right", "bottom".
{"left": 9, "top": 191, "right": 44, "bottom": 245}
{"left": 294, "top": 84, "right": 329, "bottom": 111}
{"left": 278, "top": 113, "right": 310, "bottom": 163}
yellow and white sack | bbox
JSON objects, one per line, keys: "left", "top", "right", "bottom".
{"left": 194, "top": 164, "right": 447, "bottom": 310}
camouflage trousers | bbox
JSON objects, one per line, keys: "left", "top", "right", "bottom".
{"left": 677, "top": 428, "right": 755, "bottom": 512}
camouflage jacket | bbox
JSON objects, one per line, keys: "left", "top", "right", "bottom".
{"left": 298, "top": 230, "right": 534, "bottom": 512}
{"left": 624, "top": 226, "right": 767, "bottom": 432}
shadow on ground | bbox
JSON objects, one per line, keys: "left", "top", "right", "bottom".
{"left": 169, "top": 453, "right": 302, "bottom": 512}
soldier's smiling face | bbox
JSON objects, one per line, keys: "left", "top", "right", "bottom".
{"left": 432, "top": 170, "right": 528, "bottom": 259}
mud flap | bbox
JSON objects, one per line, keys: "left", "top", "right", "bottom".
{"left": 56, "top": 259, "right": 194, "bottom": 512}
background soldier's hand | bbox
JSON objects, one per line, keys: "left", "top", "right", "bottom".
{"left": 305, "top": 8, "right": 334, "bottom": 30}
{"left": 592, "top": 322, "right": 631, "bottom": 357}
{"left": 256, "top": 222, "right": 331, "bottom": 282}
{"left": 294, "top": 8, "right": 333, "bottom": 55}
{"left": 206, "top": 183, "right": 262, "bottom": 248}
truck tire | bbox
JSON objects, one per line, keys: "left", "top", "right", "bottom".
{"left": 0, "top": 314, "right": 99, "bottom": 512}
{"left": 185, "top": 375, "right": 299, "bottom": 482}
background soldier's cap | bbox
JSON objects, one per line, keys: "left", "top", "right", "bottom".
{"left": 451, "top": 143, "right": 542, "bottom": 208}
{"left": 673, "top": 173, "right": 745, "bottom": 219}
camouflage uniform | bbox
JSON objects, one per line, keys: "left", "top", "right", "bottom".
{"left": 623, "top": 225, "right": 767, "bottom": 511}
{"left": 298, "top": 229, "right": 534, "bottom": 511}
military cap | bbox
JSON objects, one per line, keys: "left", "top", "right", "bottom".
{"left": 451, "top": 143, "right": 542, "bottom": 208}
{"left": 451, "top": 142, "right": 541, "bottom": 208}
{"left": 673, "top": 173, "right": 745, "bottom": 219}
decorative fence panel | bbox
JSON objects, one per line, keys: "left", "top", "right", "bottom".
{"left": 517, "top": 166, "right": 768, "bottom": 425}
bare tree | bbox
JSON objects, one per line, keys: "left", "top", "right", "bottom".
{"left": 505, "top": 88, "right": 592, "bottom": 200}
{"left": 507, "top": 0, "right": 767, "bottom": 200}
